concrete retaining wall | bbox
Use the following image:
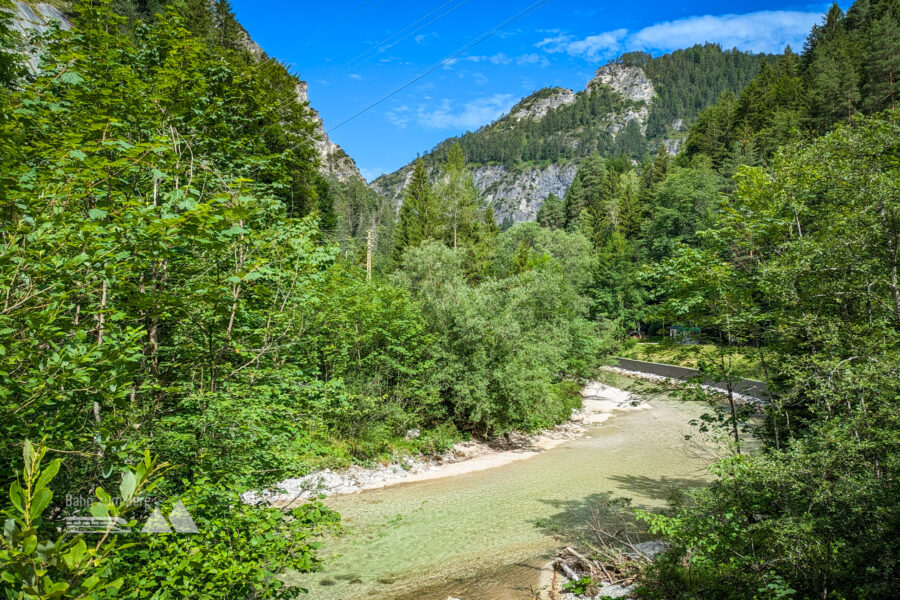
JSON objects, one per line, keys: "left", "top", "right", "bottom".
{"left": 614, "top": 357, "right": 768, "bottom": 400}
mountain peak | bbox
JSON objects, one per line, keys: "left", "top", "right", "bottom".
{"left": 587, "top": 63, "right": 655, "bottom": 103}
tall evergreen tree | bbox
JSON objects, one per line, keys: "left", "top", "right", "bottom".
{"left": 862, "top": 15, "right": 900, "bottom": 111}
{"left": 435, "top": 143, "right": 479, "bottom": 249}
{"left": 537, "top": 194, "right": 565, "bottom": 229}
{"left": 393, "top": 159, "right": 438, "bottom": 262}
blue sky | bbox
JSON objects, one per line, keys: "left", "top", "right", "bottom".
{"left": 231, "top": 1, "right": 838, "bottom": 180}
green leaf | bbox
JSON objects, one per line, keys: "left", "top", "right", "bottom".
{"left": 59, "top": 71, "right": 84, "bottom": 85}
{"left": 22, "top": 535, "right": 37, "bottom": 555}
{"left": 23, "top": 440, "right": 34, "bottom": 478}
{"left": 88, "top": 208, "right": 108, "bottom": 220}
{"left": 90, "top": 503, "right": 108, "bottom": 519}
{"left": 35, "top": 459, "right": 61, "bottom": 493}
{"left": 69, "top": 150, "right": 87, "bottom": 161}
{"left": 119, "top": 470, "right": 136, "bottom": 501}
{"left": 30, "top": 488, "right": 52, "bottom": 520}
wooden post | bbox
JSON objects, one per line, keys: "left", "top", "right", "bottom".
{"left": 366, "top": 226, "right": 373, "bottom": 281}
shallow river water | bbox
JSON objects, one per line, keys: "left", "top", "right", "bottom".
{"left": 287, "top": 389, "right": 713, "bottom": 600}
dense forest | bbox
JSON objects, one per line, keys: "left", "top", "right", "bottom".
{"left": 1, "top": 0, "right": 899, "bottom": 599}
{"left": 533, "top": 1, "right": 900, "bottom": 597}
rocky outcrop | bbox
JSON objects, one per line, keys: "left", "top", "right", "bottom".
{"left": 11, "top": 1, "right": 69, "bottom": 71}
{"left": 588, "top": 63, "right": 656, "bottom": 103}
{"left": 375, "top": 61, "right": 664, "bottom": 224}
{"left": 508, "top": 87, "right": 576, "bottom": 122}
{"left": 294, "top": 81, "right": 363, "bottom": 182}
{"left": 372, "top": 161, "right": 579, "bottom": 225}
{"left": 474, "top": 163, "right": 578, "bottom": 224}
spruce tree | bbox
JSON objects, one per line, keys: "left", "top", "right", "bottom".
{"left": 862, "top": 16, "right": 900, "bottom": 111}
{"left": 536, "top": 194, "right": 565, "bottom": 229}
{"left": 393, "top": 159, "right": 438, "bottom": 263}
{"left": 435, "top": 143, "right": 478, "bottom": 249}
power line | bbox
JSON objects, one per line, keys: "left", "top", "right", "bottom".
{"left": 327, "top": 0, "right": 552, "bottom": 134}
{"left": 344, "top": 0, "right": 470, "bottom": 69}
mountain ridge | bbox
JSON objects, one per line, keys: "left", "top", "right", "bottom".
{"left": 373, "top": 45, "right": 771, "bottom": 224}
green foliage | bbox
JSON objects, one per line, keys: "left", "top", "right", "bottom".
{"left": 114, "top": 485, "right": 340, "bottom": 599}
{"left": 392, "top": 158, "right": 440, "bottom": 262}
{"left": 562, "top": 576, "right": 594, "bottom": 594}
{"left": 1, "top": 440, "right": 167, "bottom": 600}
{"left": 683, "top": 0, "right": 900, "bottom": 166}
{"left": 434, "top": 143, "right": 480, "bottom": 249}
{"left": 394, "top": 225, "right": 607, "bottom": 435}
{"left": 636, "top": 112, "right": 900, "bottom": 600}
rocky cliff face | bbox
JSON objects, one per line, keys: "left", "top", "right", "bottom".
{"left": 373, "top": 62, "right": 662, "bottom": 224}
{"left": 11, "top": 2, "right": 69, "bottom": 71}
{"left": 474, "top": 163, "right": 579, "bottom": 223}
{"left": 507, "top": 87, "right": 576, "bottom": 122}
{"left": 10, "top": 1, "right": 363, "bottom": 183}
{"left": 371, "top": 161, "right": 580, "bottom": 225}
{"left": 294, "top": 81, "right": 363, "bottom": 183}
{"left": 588, "top": 63, "right": 656, "bottom": 103}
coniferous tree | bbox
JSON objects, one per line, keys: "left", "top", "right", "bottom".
{"left": 537, "top": 194, "right": 565, "bottom": 229}
{"left": 435, "top": 143, "right": 479, "bottom": 249}
{"left": 862, "top": 16, "right": 900, "bottom": 111}
{"left": 393, "top": 159, "right": 438, "bottom": 263}
{"left": 806, "top": 4, "right": 861, "bottom": 128}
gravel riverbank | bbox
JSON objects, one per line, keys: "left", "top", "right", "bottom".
{"left": 242, "top": 381, "right": 646, "bottom": 506}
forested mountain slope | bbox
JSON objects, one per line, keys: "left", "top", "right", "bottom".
{"left": 374, "top": 45, "right": 771, "bottom": 225}
{"left": 12, "top": 0, "right": 363, "bottom": 182}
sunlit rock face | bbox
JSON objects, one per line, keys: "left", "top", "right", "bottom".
{"left": 588, "top": 63, "right": 656, "bottom": 103}
{"left": 295, "top": 81, "right": 364, "bottom": 183}
{"left": 373, "top": 62, "right": 664, "bottom": 225}
{"left": 508, "top": 87, "right": 577, "bottom": 122}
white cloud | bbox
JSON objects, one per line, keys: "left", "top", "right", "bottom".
{"left": 447, "top": 52, "right": 548, "bottom": 68}
{"left": 385, "top": 105, "right": 411, "bottom": 128}
{"left": 538, "top": 30, "right": 627, "bottom": 60}
{"left": 414, "top": 94, "right": 517, "bottom": 129}
{"left": 349, "top": 73, "right": 363, "bottom": 80}
{"left": 537, "top": 9, "right": 823, "bottom": 61}
{"left": 516, "top": 53, "right": 550, "bottom": 67}
{"left": 415, "top": 32, "right": 439, "bottom": 45}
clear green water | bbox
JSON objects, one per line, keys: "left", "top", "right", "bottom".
{"left": 288, "top": 396, "right": 711, "bottom": 600}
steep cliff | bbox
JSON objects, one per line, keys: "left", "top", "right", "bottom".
{"left": 294, "top": 81, "right": 363, "bottom": 183}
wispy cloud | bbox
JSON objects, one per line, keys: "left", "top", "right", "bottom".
{"left": 387, "top": 94, "right": 517, "bottom": 130}
{"left": 385, "top": 104, "right": 412, "bottom": 128}
{"left": 447, "top": 52, "right": 550, "bottom": 68}
{"left": 538, "top": 9, "right": 823, "bottom": 60}
{"left": 414, "top": 32, "right": 439, "bottom": 45}
{"left": 349, "top": 73, "right": 363, "bottom": 80}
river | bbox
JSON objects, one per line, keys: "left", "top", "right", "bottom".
{"left": 286, "top": 378, "right": 714, "bottom": 599}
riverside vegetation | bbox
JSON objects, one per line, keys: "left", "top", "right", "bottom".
{"left": 1, "top": 0, "right": 899, "bottom": 599}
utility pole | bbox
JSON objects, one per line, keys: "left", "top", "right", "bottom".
{"left": 366, "top": 226, "right": 374, "bottom": 281}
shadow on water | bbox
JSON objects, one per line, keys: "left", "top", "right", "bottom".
{"left": 607, "top": 474, "right": 705, "bottom": 503}
{"left": 532, "top": 473, "right": 707, "bottom": 538}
